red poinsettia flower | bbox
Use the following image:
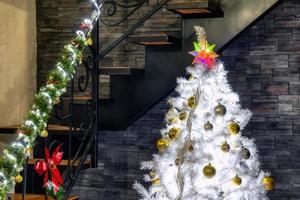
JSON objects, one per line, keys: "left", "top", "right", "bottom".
{"left": 34, "top": 144, "right": 63, "bottom": 193}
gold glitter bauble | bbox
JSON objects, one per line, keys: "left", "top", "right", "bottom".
{"left": 242, "top": 148, "right": 251, "bottom": 159}
{"left": 26, "top": 147, "right": 33, "bottom": 155}
{"left": 152, "top": 178, "right": 161, "bottom": 185}
{"left": 188, "top": 96, "right": 196, "bottom": 109}
{"left": 220, "top": 142, "right": 230, "bottom": 152}
{"left": 156, "top": 138, "right": 170, "bottom": 152}
{"left": 40, "top": 130, "right": 48, "bottom": 138}
{"left": 149, "top": 170, "right": 157, "bottom": 179}
{"left": 203, "top": 164, "right": 216, "bottom": 178}
{"left": 15, "top": 175, "right": 23, "bottom": 183}
{"left": 86, "top": 37, "right": 93, "bottom": 46}
{"left": 168, "top": 128, "right": 181, "bottom": 140}
{"left": 227, "top": 122, "right": 240, "bottom": 135}
{"left": 204, "top": 121, "right": 213, "bottom": 131}
{"left": 262, "top": 176, "right": 275, "bottom": 190}
{"left": 188, "top": 75, "right": 194, "bottom": 81}
{"left": 214, "top": 103, "right": 226, "bottom": 116}
{"left": 232, "top": 175, "right": 242, "bottom": 186}
{"left": 179, "top": 112, "right": 188, "bottom": 121}
{"left": 167, "top": 117, "right": 178, "bottom": 124}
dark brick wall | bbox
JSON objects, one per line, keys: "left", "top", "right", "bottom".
{"left": 72, "top": 1, "right": 300, "bottom": 200}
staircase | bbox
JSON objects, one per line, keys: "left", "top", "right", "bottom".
{"left": 70, "top": 0, "right": 280, "bottom": 130}
{"left": 0, "top": 0, "right": 283, "bottom": 199}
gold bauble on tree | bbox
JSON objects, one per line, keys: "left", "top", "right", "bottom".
{"left": 25, "top": 147, "right": 33, "bottom": 156}
{"left": 203, "top": 163, "right": 216, "bottom": 178}
{"left": 262, "top": 176, "right": 275, "bottom": 190}
{"left": 187, "top": 73, "right": 194, "bottom": 81}
{"left": 188, "top": 96, "right": 196, "bottom": 109}
{"left": 152, "top": 178, "right": 161, "bottom": 185}
{"left": 188, "top": 75, "right": 194, "bottom": 81}
{"left": 179, "top": 112, "right": 188, "bottom": 121}
{"left": 204, "top": 121, "right": 213, "bottom": 131}
{"left": 156, "top": 138, "right": 170, "bottom": 152}
{"left": 227, "top": 122, "right": 240, "bottom": 135}
{"left": 232, "top": 175, "right": 242, "bottom": 186}
{"left": 168, "top": 128, "right": 181, "bottom": 140}
{"left": 214, "top": 103, "right": 226, "bottom": 116}
{"left": 220, "top": 141, "right": 230, "bottom": 152}
{"left": 167, "top": 117, "right": 178, "bottom": 124}
{"left": 242, "top": 147, "right": 251, "bottom": 159}
{"left": 149, "top": 170, "right": 157, "bottom": 179}
{"left": 40, "top": 129, "right": 48, "bottom": 138}
{"left": 15, "top": 175, "right": 23, "bottom": 183}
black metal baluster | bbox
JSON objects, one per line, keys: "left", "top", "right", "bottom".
{"left": 91, "top": 10, "right": 99, "bottom": 168}
{"left": 22, "top": 157, "right": 28, "bottom": 200}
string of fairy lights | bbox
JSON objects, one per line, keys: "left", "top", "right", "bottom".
{"left": 0, "top": 0, "right": 100, "bottom": 198}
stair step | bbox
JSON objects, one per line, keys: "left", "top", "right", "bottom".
{"left": 0, "top": 124, "right": 79, "bottom": 134}
{"left": 99, "top": 67, "right": 145, "bottom": 75}
{"left": 8, "top": 193, "right": 78, "bottom": 200}
{"left": 28, "top": 158, "right": 91, "bottom": 167}
{"left": 127, "top": 33, "right": 180, "bottom": 46}
{"left": 166, "top": 0, "right": 223, "bottom": 18}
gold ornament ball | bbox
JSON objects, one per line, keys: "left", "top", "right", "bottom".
{"left": 168, "top": 117, "right": 178, "bottom": 124}
{"left": 168, "top": 128, "right": 181, "bottom": 140}
{"left": 203, "top": 163, "right": 216, "bottom": 178}
{"left": 227, "top": 122, "right": 240, "bottom": 135}
{"left": 156, "top": 138, "right": 170, "bottom": 152}
{"left": 188, "top": 96, "right": 196, "bottom": 109}
{"left": 204, "top": 121, "right": 213, "bottom": 131}
{"left": 242, "top": 148, "right": 251, "bottom": 159}
{"left": 214, "top": 103, "right": 227, "bottom": 116}
{"left": 15, "top": 175, "right": 23, "bottom": 183}
{"left": 152, "top": 178, "right": 161, "bottom": 185}
{"left": 26, "top": 147, "right": 33, "bottom": 155}
{"left": 232, "top": 175, "right": 242, "bottom": 186}
{"left": 179, "top": 112, "right": 188, "bottom": 121}
{"left": 220, "top": 142, "right": 230, "bottom": 152}
{"left": 188, "top": 75, "right": 194, "bottom": 81}
{"left": 262, "top": 176, "right": 275, "bottom": 190}
{"left": 86, "top": 37, "right": 93, "bottom": 46}
{"left": 149, "top": 170, "right": 157, "bottom": 179}
{"left": 40, "top": 130, "right": 48, "bottom": 138}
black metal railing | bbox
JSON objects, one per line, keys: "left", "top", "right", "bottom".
{"left": 34, "top": 0, "right": 171, "bottom": 199}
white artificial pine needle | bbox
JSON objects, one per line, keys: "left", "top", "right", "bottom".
{"left": 134, "top": 26, "right": 271, "bottom": 200}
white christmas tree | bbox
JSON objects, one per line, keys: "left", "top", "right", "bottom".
{"left": 134, "top": 26, "right": 275, "bottom": 200}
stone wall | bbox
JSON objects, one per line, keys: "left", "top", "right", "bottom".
{"left": 72, "top": 1, "right": 300, "bottom": 200}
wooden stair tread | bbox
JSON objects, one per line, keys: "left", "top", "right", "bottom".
{"left": 62, "top": 95, "right": 92, "bottom": 100}
{"left": 127, "top": 33, "right": 180, "bottom": 46}
{"left": 9, "top": 193, "right": 78, "bottom": 200}
{"left": 62, "top": 94, "right": 111, "bottom": 101}
{"left": 28, "top": 158, "right": 91, "bottom": 167}
{"left": 62, "top": 95, "right": 111, "bottom": 102}
{"left": 166, "top": 1, "right": 223, "bottom": 17}
{"left": 0, "top": 124, "right": 79, "bottom": 133}
{"left": 47, "top": 124, "right": 80, "bottom": 132}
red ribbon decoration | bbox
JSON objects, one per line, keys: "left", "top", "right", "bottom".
{"left": 34, "top": 144, "right": 64, "bottom": 193}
